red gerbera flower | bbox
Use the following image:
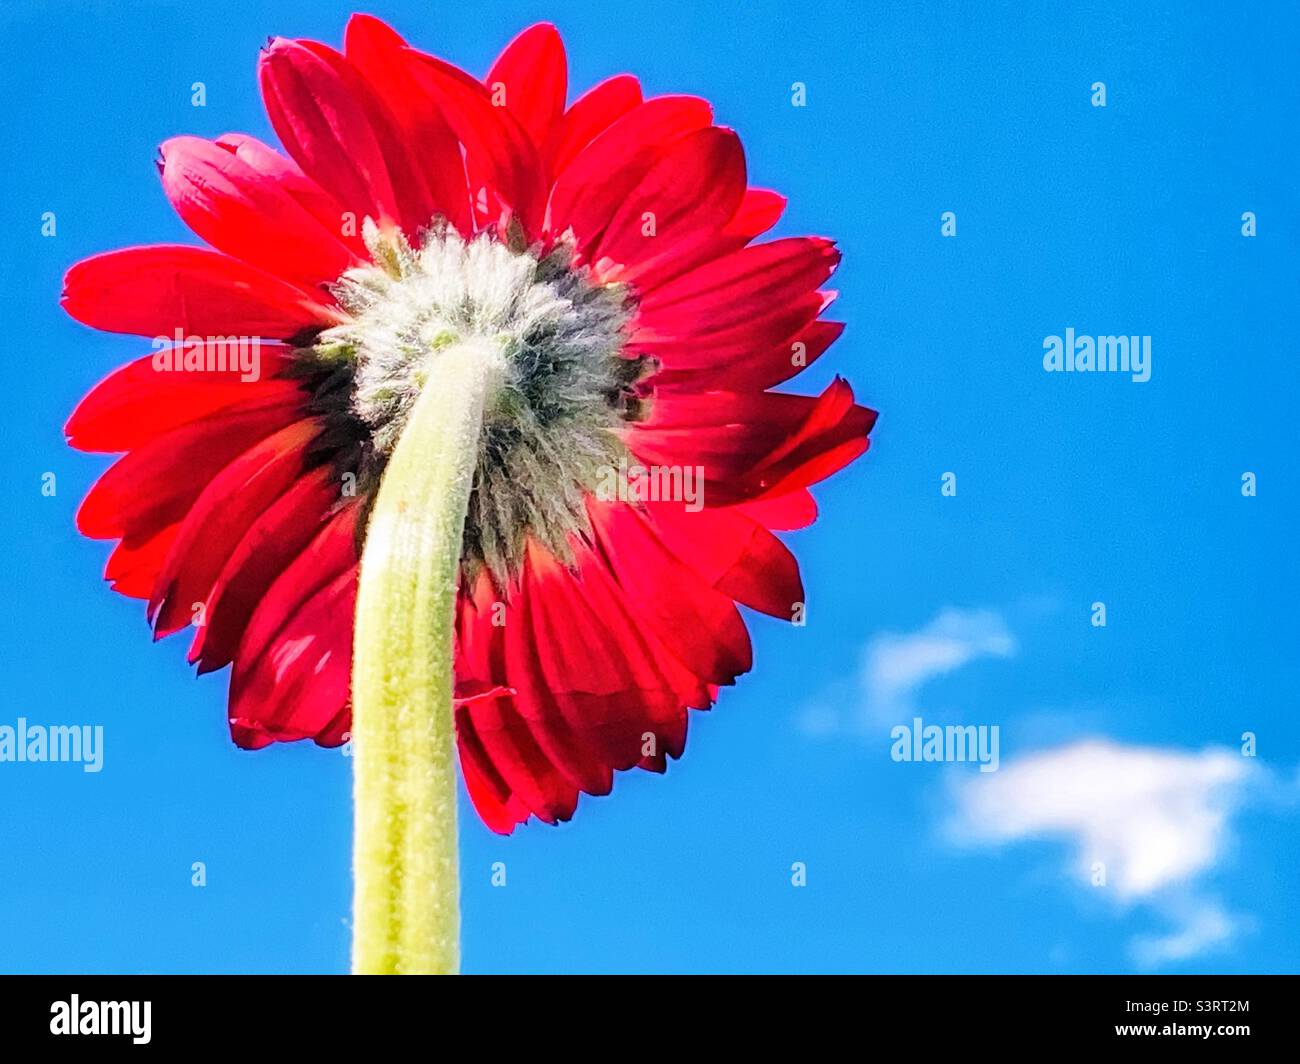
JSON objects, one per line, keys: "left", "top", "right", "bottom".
{"left": 63, "top": 16, "right": 876, "bottom": 840}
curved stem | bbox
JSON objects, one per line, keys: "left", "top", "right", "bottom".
{"left": 351, "top": 337, "right": 504, "bottom": 975}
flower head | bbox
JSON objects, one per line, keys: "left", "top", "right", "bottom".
{"left": 63, "top": 17, "right": 876, "bottom": 833}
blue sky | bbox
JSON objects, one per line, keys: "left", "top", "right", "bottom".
{"left": 1, "top": 0, "right": 1296, "bottom": 973}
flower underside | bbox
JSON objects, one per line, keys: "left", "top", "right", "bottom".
{"left": 306, "top": 219, "right": 649, "bottom": 583}
{"left": 62, "top": 16, "right": 878, "bottom": 843}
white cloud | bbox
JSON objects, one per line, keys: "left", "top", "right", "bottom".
{"left": 1130, "top": 899, "right": 1239, "bottom": 970}
{"left": 951, "top": 738, "right": 1255, "bottom": 967}
{"left": 954, "top": 739, "right": 1246, "bottom": 897}
{"left": 865, "top": 607, "right": 1016, "bottom": 721}
{"left": 798, "top": 606, "right": 1016, "bottom": 734}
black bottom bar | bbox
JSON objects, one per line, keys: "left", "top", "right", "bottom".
{"left": 0, "top": 974, "right": 1289, "bottom": 1051}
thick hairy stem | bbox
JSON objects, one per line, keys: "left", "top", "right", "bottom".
{"left": 351, "top": 337, "right": 504, "bottom": 975}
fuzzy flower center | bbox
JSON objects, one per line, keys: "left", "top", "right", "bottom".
{"left": 310, "top": 221, "right": 646, "bottom": 581}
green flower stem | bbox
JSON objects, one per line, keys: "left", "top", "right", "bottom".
{"left": 351, "top": 337, "right": 505, "bottom": 975}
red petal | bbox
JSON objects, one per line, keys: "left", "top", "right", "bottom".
{"left": 629, "top": 239, "right": 839, "bottom": 372}
{"left": 293, "top": 39, "right": 441, "bottom": 240}
{"left": 634, "top": 292, "right": 835, "bottom": 374}
{"left": 405, "top": 48, "right": 546, "bottom": 235}
{"left": 501, "top": 552, "right": 617, "bottom": 799}
{"left": 550, "top": 74, "right": 642, "bottom": 175}
{"left": 630, "top": 381, "right": 876, "bottom": 503}
{"left": 456, "top": 709, "right": 534, "bottom": 833}
{"left": 652, "top": 319, "right": 844, "bottom": 392}
{"left": 233, "top": 504, "right": 361, "bottom": 680}
{"left": 725, "top": 188, "right": 786, "bottom": 240}
{"left": 190, "top": 465, "right": 340, "bottom": 673}
{"left": 76, "top": 392, "right": 308, "bottom": 540}
{"left": 456, "top": 694, "right": 579, "bottom": 826}
{"left": 592, "top": 127, "right": 746, "bottom": 276}
{"left": 645, "top": 503, "right": 805, "bottom": 620}
{"left": 229, "top": 565, "right": 356, "bottom": 747}
{"left": 588, "top": 500, "right": 752, "bottom": 684}
{"left": 637, "top": 236, "right": 839, "bottom": 320}
{"left": 66, "top": 345, "right": 299, "bottom": 452}
{"left": 608, "top": 187, "right": 787, "bottom": 293}
{"left": 545, "top": 96, "right": 713, "bottom": 251}
{"left": 148, "top": 419, "right": 324, "bottom": 637}
{"left": 511, "top": 541, "right": 700, "bottom": 781}
{"left": 453, "top": 569, "right": 577, "bottom": 822}
{"left": 159, "top": 135, "right": 360, "bottom": 288}
{"left": 259, "top": 38, "right": 402, "bottom": 230}
{"left": 343, "top": 15, "right": 472, "bottom": 234}
{"left": 214, "top": 133, "right": 366, "bottom": 255}
{"left": 62, "top": 245, "right": 339, "bottom": 338}
{"left": 738, "top": 491, "right": 819, "bottom": 530}
{"left": 104, "top": 524, "right": 180, "bottom": 600}
{"left": 453, "top": 541, "right": 711, "bottom": 833}
{"left": 486, "top": 23, "right": 567, "bottom": 162}
{"left": 597, "top": 162, "right": 778, "bottom": 295}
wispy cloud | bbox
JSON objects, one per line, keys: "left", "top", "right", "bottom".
{"left": 865, "top": 607, "right": 1016, "bottom": 722}
{"left": 950, "top": 738, "right": 1256, "bottom": 968}
{"left": 1130, "top": 898, "right": 1240, "bottom": 970}
{"left": 800, "top": 606, "right": 1016, "bottom": 734}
